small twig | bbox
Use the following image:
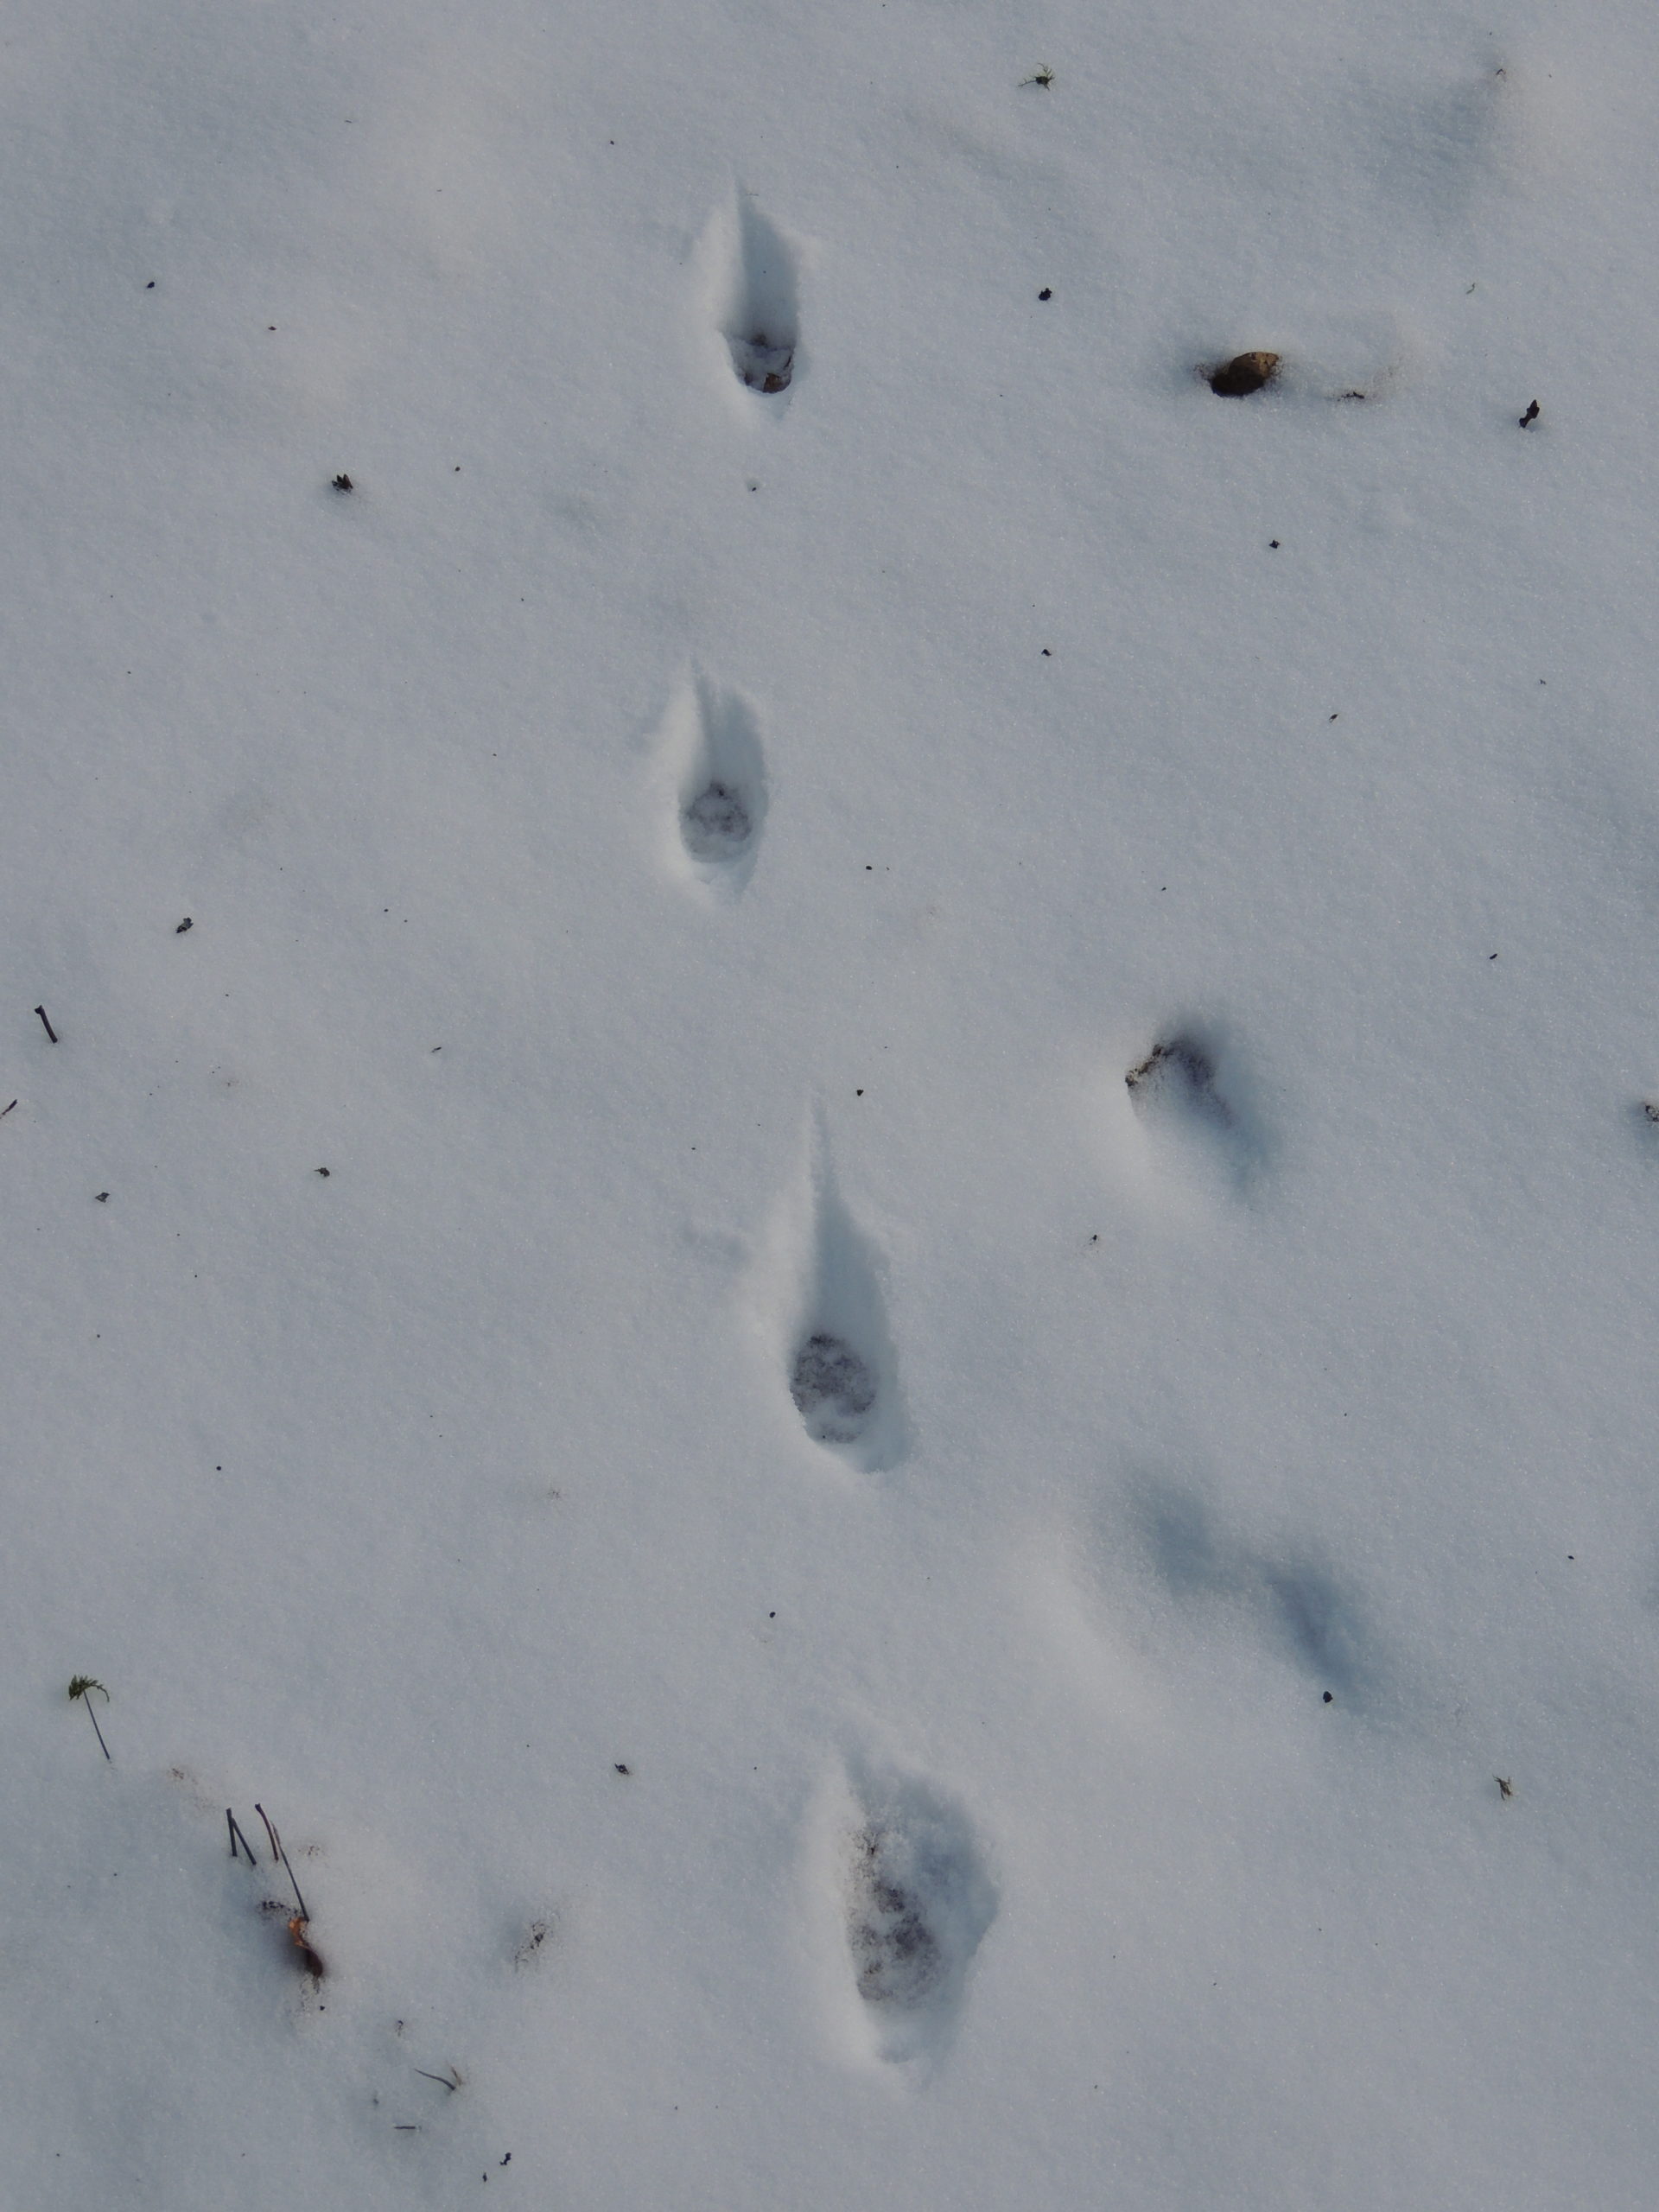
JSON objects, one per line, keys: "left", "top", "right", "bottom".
{"left": 416, "top": 2067, "right": 463, "bottom": 2093}
{"left": 0, "top": 1099, "right": 16, "bottom": 1117}
{"left": 278, "top": 1844, "right": 308, "bottom": 1922}
{"left": 254, "top": 1803, "right": 309, "bottom": 1920}
{"left": 1519, "top": 400, "right": 1540, "bottom": 429}
{"left": 35, "top": 1005, "right": 58, "bottom": 1043}
{"left": 227, "top": 1809, "right": 260, "bottom": 1865}
{"left": 68, "top": 1676, "right": 111, "bottom": 1760}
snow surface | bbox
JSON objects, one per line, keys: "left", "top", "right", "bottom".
{"left": 4, "top": 0, "right": 1659, "bottom": 2204}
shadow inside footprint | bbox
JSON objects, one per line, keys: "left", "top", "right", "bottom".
{"left": 1140, "top": 1483, "right": 1367, "bottom": 1695}
{"left": 1262, "top": 1563, "right": 1360, "bottom": 1684}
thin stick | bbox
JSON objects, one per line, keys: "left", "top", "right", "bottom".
{"left": 254, "top": 1802, "right": 281, "bottom": 1863}
{"left": 227, "top": 1809, "right": 259, "bottom": 1865}
{"left": 34, "top": 1005, "right": 58, "bottom": 1043}
{"left": 278, "top": 1842, "right": 309, "bottom": 1922}
{"left": 255, "top": 1803, "right": 309, "bottom": 1921}
{"left": 69, "top": 1677, "right": 111, "bottom": 1759}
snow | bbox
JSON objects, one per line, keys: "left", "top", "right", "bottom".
{"left": 3, "top": 0, "right": 1658, "bottom": 2203}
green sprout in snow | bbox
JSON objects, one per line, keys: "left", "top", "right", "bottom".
{"left": 68, "top": 1675, "right": 111, "bottom": 1760}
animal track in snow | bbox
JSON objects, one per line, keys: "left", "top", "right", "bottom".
{"left": 838, "top": 1770, "right": 995, "bottom": 2065}
{"left": 1364, "top": 60, "right": 1577, "bottom": 221}
{"left": 1126, "top": 1036, "right": 1230, "bottom": 1123}
{"left": 682, "top": 779, "right": 754, "bottom": 863}
{"left": 1119, "top": 1025, "right": 1263, "bottom": 1203}
{"left": 708, "top": 192, "right": 800, "bottom": 399}
{"left": 783, "top": 1163, "right": 901, "bottom": 1468}
{"left": 753, "top": 1121, "right": 905, "bottom": 1471}
{"left": 1139, "top": 1482, "right": 1368, "bottom": 1694}
{"left": 655, "top": 674, "right": 768, "bottom": 896}
{"left": 790, "top": 1332, "right": 877, "bottom": 1447}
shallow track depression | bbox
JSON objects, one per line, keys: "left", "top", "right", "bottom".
{"left": 4, "top": 4, "right": 1658, "bottom": 2210}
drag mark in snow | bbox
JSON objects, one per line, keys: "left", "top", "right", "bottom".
{"left": 839, "top": 1770, "right": 996, "bottom": 2065}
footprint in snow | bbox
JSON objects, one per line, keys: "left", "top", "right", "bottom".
{"left": 1126, "top": 1036, "right": 1230, "bottom": 1123}
{"left": 1121, "top": 1027, "right": 1263, "bottom": 1202}
{"left": 751, "top": 1117, "right": 906, "bottom": 1471}
{"left": 839, "top": 1770, "right": 996, "bottom": 2065}
{"left": 708, "top": 191, "right": 800, "bottom": 400}
{"left": 1139, "top": 1480, "right": 1369, "bottom": 1695}
{"left": 655, "top": 674, "right": 768, "bottom": 897}
{"left": 790, "top": 1332, "right": 878, "bottom": 1449}
{"left": 782, "top": 1144, "right": 903, "bottom": 1471}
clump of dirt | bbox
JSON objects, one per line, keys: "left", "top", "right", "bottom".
{"left": 1127, "top": 1039, "right": 1214, "bottom": 1094}
{"left": 1206, "top": 350, "right": 1280, "bottom": 397}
